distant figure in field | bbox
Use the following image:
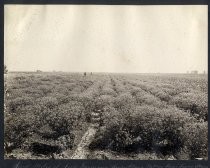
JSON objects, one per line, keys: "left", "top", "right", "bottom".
{"left": 84, "top": 72, "right": 86, "bottom": 76}
{"left": 91, "top": 72, "right": 92, "bottom": 75}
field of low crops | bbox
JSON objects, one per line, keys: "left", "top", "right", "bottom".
{"left": 4, "top": 72, "right": 208, "bottom": 160}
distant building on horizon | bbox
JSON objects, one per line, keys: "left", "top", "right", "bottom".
{"left": 4, "top": 65, "right": 8, "bottom": 74}
{"left": 191, "top": 70, "right": 198, "bottom": 74}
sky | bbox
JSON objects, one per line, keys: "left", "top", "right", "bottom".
{"left": 4, "top": 5, "right": 208, "bottom": 73}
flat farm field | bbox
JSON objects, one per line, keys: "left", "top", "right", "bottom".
{"left": 4, "top": 72, "right": 208, "bottom": 160}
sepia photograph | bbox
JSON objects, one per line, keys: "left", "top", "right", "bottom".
{"left": 4, "top": 5, "right": 208, "bottom": 160}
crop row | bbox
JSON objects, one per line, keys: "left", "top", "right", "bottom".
{"left": 4, "top": 73, "right": 208, "bottom": 160}
{"left": 89, "top": 75, "right": 208, "bottom": 159}
{"left": 4, "top": 73, "right": 106, "bottom": 156}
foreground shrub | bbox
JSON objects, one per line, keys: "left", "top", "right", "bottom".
{"left": 46, "top": 102, "right": 85, "bottom": 136}
{"left": 113, "top": 93, "right": 136, "bottom": 115}
{"left": 90, "top": 105, "right": 198, "bottom": 156}
{"left": 89, "top": 108, "right": 125, "bottom": 150}
{"left": 37, "top": 96, "right": 59, "bottom": 110}
{"left": 5, "top": 111, "right": 38, "bottom": 148}
{"left": 180, "top": 122, "right": 208, "bottom": 159}
{"left": 7, "top": 97, "right": 34, "bottom": 113}
{"left": 170, "top": 91, "right": 208, "bottom": 121}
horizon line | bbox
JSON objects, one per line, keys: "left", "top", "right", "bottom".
{"left": 6, "top": 70, "right": 208, "bottom": 74}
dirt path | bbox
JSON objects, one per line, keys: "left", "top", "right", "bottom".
{"left": 71, "top": 110, "right": 101, "bottom": 159}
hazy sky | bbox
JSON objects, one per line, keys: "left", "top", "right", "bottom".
{"left": 4, "top": 5, "right": 208, "bottom": 73}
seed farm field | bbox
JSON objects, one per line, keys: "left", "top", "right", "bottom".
{"left": 4, "top": 72, "right": 208, "bottom": 160}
